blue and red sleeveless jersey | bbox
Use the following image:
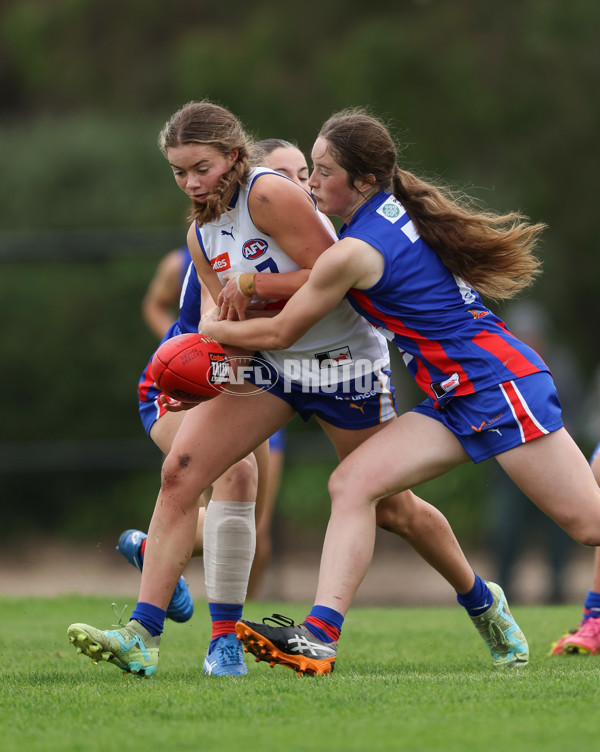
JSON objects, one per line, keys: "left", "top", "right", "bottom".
{"left": 340, "top": 192, "right": 549, "bottom": 405}
{"left": 137, "top": 256, "right": 201, "bottom": 402}
{"left": 178, "top": 245, "right": 192, "bottom": 288}
{"left": 174, "top": 252, "right": 200, "bottom": 336}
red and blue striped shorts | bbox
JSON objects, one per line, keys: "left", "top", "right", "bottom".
{"left": 412, "top": 371, "right": 564, "bottom": 463}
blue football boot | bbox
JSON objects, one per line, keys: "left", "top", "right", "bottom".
{"left": 116, "top": 529, "right": 194, "bottom": 623}
{"left": 203, "top": 633, "right": 249, "bottom": 677}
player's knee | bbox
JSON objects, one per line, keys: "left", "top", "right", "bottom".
{"left": 327, "top": 465, "right": 347, "bottom": 505}
{"left": 574, "top": 530, "right": 600, "bottom": 547}
{"left": 327, "top": 465, "right": 367, "bottom": 510}
{"left": 376, "top": 500, "right": 407, "bottom": 533}
{"left": 557, "top": 511, "right": 600, "bottom": 547}
{"left": 375, "top": 492, "right": 415, "bottom": 534}
{"left": 217, "top": 456, "right": 258, "bottom": 500}
{"left": 160, "top": 451, "right": 207, "bottom": 502}
{"left": 571, "top": 525, "right": 600, "bottom": 547}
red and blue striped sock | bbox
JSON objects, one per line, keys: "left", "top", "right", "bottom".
{"left": 582, "top": 590, "right": 600, "bottom": 623}
{"left": 208, "top": 602, "right": 243, "bottom": 651}
{"left": 302, "top": 605, "right": 344, "bottom": 643}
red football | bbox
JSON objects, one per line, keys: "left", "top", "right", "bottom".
{"left": 151, "top": 333, "right": 230, "bottom": 403}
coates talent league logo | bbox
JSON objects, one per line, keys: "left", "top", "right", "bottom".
{"left": 242, "top": 238, "right": 268, "bottom": 260}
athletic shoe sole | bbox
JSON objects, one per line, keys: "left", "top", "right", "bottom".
{"left": 67, "top": 624, "right": 158, "bottom": 677}
{"left": 235, "top": 621, "right": 335, "bottom": 676}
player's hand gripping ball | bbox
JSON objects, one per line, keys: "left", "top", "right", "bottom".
{"left": 151, "top": 333, "right": 230, "bottom": 403}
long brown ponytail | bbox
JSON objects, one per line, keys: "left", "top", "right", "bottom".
{"left": 319, "top": 108, "right": 545, "bottom": 301}
{"left": 391, "top": 166, "right": 544, "bottom": 300}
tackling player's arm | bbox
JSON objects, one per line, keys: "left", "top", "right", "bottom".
{"left": 203, "top": 238, "right": 384, "bottom": 351}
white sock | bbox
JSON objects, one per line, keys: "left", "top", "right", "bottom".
{"left": 204, "top": 500, "right": 256, "bottom": 603}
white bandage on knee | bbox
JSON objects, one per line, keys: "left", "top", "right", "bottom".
{"left": 204, "top": 500, "right": 256, "bottom": 603}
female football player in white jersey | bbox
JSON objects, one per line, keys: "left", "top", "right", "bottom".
{"left": 115, "top": 138, "right": 320, "bottom": 669}
{"left": 68, "top": 101, "right": 527, "bottom": 678}
{"left": 203, "top": 107, "right": 600, "bottom": 675}
{"left": 116, "top": 139, "right": 312, "bottom": 634}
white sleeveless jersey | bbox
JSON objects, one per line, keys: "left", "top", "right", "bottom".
{"left": 195, "top": 167, "right": 389, "bottom": 387}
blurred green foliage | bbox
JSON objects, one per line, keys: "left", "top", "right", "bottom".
{"left": 0, "top": 0, "right": 598, "bottom": 541}
{"left": 3, "top": 257, "right": 157, "bottom": 439}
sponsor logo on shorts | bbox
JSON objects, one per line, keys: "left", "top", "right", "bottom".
{"left": 470, "top": 412, "right": 504, "bottom": 433}
{"left": 242, "top": 238, "right": 268, "bottom": 260}
{"left": 335, "top": 390, "right": 378, "bottom": 402}
{"left": 212, "top": 252, "right": 231, "bottom": 272}
{"left": 315, "top": 346, "right": 353, "bottom": 368}
{"left": 349, "top": 403, "right": 366, "bottom": 414}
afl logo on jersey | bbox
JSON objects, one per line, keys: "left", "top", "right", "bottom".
{"left": 242, "top": 238, "right": 268, "bottom": 260}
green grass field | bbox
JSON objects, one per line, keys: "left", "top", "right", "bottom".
{"left": 1, "top": 595, "right": 599, "bottom": 752}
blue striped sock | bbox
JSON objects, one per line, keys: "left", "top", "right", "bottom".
{"left": 130, "top": 601, "right": 167, "bottom": 637}
{"left": 456, "top": 574, "right": 494, "bottom": 617}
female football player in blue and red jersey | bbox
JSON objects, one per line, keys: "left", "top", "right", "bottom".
{"left": 205, "top": 107, "right": 600, "bottom": 674}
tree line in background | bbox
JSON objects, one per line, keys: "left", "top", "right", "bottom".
{"left": 1, "top": 0, "right": 598, "bottom": 540}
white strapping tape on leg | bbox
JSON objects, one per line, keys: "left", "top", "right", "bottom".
{"left": 204, "top": 500, "right": 256, "bottom": 603}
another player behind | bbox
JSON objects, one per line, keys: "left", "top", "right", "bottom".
{"left": 551, "top": 441, "right": 600, "bottom": 655}
{"left": 142, "top": 245, "right": 192, "bottom": 339}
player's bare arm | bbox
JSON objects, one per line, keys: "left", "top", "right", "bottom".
{"left": 142, "top": 247, "right": 186, "bottom": 338}
{"left": 217, "top": 174, "right": 336, "bottom": 320}
{"left": 203, "top": 237, "right": 383, "bottom": 351}
{"left": 249, "top": 173, "right": 334, "bottom": 269}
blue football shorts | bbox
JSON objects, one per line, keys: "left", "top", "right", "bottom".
{"left": 412, "top": 371, "right": 564, "bottom": 463}
{"left": 138, "top": 355, "right": 167, "bottom": 437}
{"left": 245, "top": 358, "right": 398, "bottom": 429}
{"left": 139, "top": 355, "right": 398, "bottom": 436}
